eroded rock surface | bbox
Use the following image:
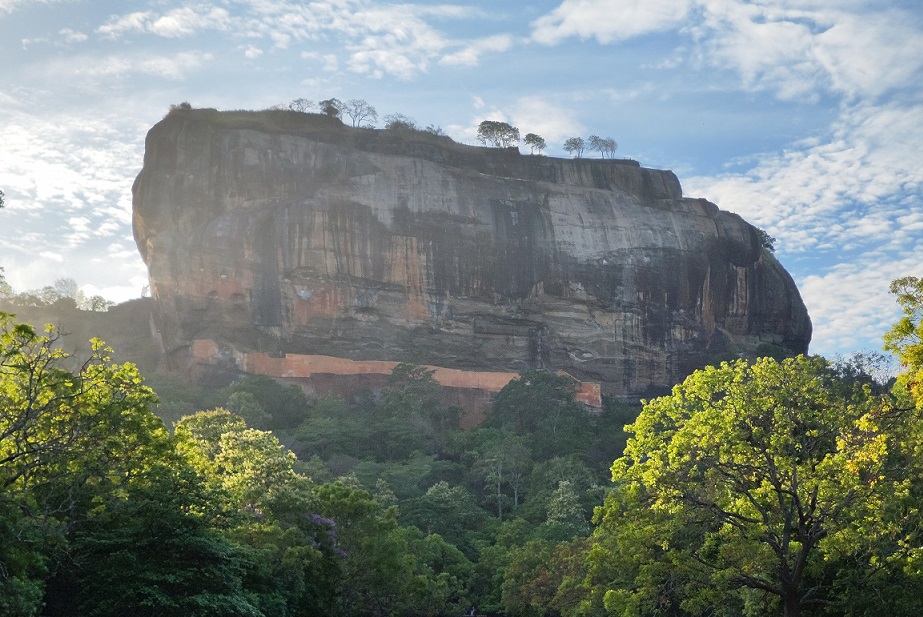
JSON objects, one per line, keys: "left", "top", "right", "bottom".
{"left": 133, "top": 109, "right": 811, "bottom": 399}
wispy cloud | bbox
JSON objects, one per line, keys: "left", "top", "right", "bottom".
{"left": 0, "top": 95, "right": 150, "bottom": 297}
{"left": 797, "top": 254, "right": 920, "bottom": 356}
{"left": 0, "top": 0, "right": 65, "bottom": 15}
{"left": 534, "top": 1, "right": 923, "bottom": 102}
{"left": 532, "top": 0, "right": 694, "bottom": 44}
{"left": 685, "top": 101, "right": 923, "bottom": 254}
{"left": 97, "top": 5, "right": 232, "bottom": 39}
{"left": 440, "top": 34, "right": 514, "bottom": 67}
{"left": 685, "top": 98, "right": 923, "bottom": 356}
{"left": 509, "top": 97, "right": 585, "bottom": 145}
{"left": 92, "top": 0, "right": 512, "bottom": 79}
{"left": 42, "top": 51, "right": 214, "bottom": 81}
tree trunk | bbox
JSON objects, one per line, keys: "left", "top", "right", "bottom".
{"left": 783, "top": 593, "right": 800, "bottom": 617}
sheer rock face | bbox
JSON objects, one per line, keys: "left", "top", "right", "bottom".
{"left": 132, "top": 110, "right": 811, "bottom": 399}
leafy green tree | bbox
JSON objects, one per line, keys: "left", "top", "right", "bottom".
{"left": 379, "top": 363, "right": 457, "bottom": 457}
{"left": 563, "top": 137, "right": 585, "bottom": 158}
{"left": 59, "top": 465, "right": 263, "bottom": 617}
{"left": 0, "top": 499, "right": 46, "bottom": 617}
{"left": 522, "top": 455, "right": 599, "bottom": 526}
{"left": 226, "top": 375, "right": 309, "bottom": 429}
{"left": 543, "top": 480, "right": 590, "bottom": 538}
{"left": 296, "top": 407, "right": 372, "bottom": 461}
{"left": 384, "top": 113, "right": 417, "bottom": 131}
{"left": 884, "top": 275, "right": 923, "bottom": 404}
{"left": 0, "top": 314, "right": 204, "bottom": 616}
{"left": 524, "top": 133, "right": 546, "bottom": 155}
{"left": 225, "top": 390, "right": 271, "bottom": 429}
{"left": 477, "top": 120, "right": 520, "bottom": 148}
{"left": 594, "top": 356, "right": 923, "bottom": 617}
{"left": 488, "top": 369, "right": 592, "bottom": 460}
{"left": 174, "top": 409, "right": 298, "bottom": 509}
{"left": 0, "top": 317, "right": 167, "bottom": 509}
{"left": 314, "top": 481, "right": 416, "bottom": 617}
{"left": 401, "top": 528, "right": 475, "bottom": 617}
{"left": 400, "top": 481, "right": 493, "bottom": 559}
{"left": 477, "top": 434, "right": 532, "bottom": 519}
{"left": 756, "top": 226, "right": 777, "bottom": 252}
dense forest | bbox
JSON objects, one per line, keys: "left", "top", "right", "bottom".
{"left": 2, "top": 276, "right": 923, "bottom": 617}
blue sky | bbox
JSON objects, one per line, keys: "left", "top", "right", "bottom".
{"left": 0, "top": 0, "right": 921, "bottom": 359}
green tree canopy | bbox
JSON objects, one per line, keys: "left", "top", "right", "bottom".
{"left": 524, "top": 133, "right": 546, "bottom": 155}
{"left": 477, "top": 120, "right": 520, "bottom": 148}
{"left": 488, "top": 369, "right": 592, "bottom": 460}
{"left": 885, "top": 276, "right": 923, "bottom": 405}
{"left": 592, "top": 355, "right": 923, "bottom": 617}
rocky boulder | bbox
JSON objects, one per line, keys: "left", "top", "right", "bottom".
{"left": 132, "top": 108, "right": 811, "bottom": 399}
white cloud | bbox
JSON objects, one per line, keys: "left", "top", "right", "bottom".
{"left": 0, "top": 98, "right": 151, "bottom": 298}
{"left": 92, "top": 0, "right": 510, "bottom": 79}
{"left": 59, "top": 28, "right": 87, "bottom": 43}
{"left": 695, "top": 1, "right": 923, "bottom": 101}
{"left": 0, "top": 0, "right": 65, "bottom": 14}
{"left": 685, "top": 101, "right": 923, "bottom": 254}
{"left": 532, "top": 0, "right": 694, "bottom": 44}
{"left": 684, "top": 97, "right": 923, "bottom": 357}
{"left": 440, "top": 34, "right": 514, "bottom": 66}
{"left": 243, "top": 44, "right": 263, "bottom": 59}
{"left": 446, "top": 97, "right": 586, "bottom": 149}
{"left": 97, "top": 5, "right": 231, "bottom": 39}
{"left": 301, "top": 52, "right": 340, "bottom": 73}
{"left": 96, "top": 11, "right": 154, "bottom": 38}
{"left": 44, "top": 51, "right": 214, "bottom": 81}
{"left": 509, "top": 97, "right": 584, "bottom": 146}
{"left": 533, "top": 1, "right": 923, "bottom": 103}
{"left": 797, "top": 255, "right": 920, "bottom": 357}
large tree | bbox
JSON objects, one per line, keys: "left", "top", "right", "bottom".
{"left": 885, "top": 275, "right": 923, "bottom": 405}
{"left": 477, "top": 120, "right": 520, "bottom": 148}
{"left": 343, "top": 98, "right": 378, "bottom": 127}
{"left": 591, "top": 356, "right": 923, "bottom": 617}
{"left": 588, "top": 135, "right": 617, "bottom": 158}
{"left": 524, "top": 133, "right": 546, "bottom": 155}
{"left": 563, "top": 137, "right": 585, "bottom": 158}
{"left": 318, "top": 97, "right": 343, "bottom": 119}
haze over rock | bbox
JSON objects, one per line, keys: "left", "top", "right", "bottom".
{"left": 132, "top": 108, "right": 811, "bottom": 400}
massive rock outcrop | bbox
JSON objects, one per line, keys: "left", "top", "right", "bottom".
{"left": 133, "top": 108, "right": 811, "bottom": 400}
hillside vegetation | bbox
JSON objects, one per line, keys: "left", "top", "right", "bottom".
{"left": 2, "top": 276, "right": 923, "bottom": 616}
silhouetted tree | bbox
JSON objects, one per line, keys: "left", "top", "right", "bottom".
{"left": 524, "top": 133, "right": 546, "bottom": 155}
{"left": 477, "top": 121, "right": 520, "bottom": 148}
{"left": 318, "top": 98, "right": 342, "bottom": 119}
{"left": 563, "top": 137, "right": 585, "bottom": 158}
{"left": 344, "top": 99, "right": 377, "bottom": 127}
{"left": 288, "top": 98, "right": 314, "bottom": 112}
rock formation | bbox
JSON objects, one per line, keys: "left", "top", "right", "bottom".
{"left": 132, "top": 108, "right": 811, "bottom": 401}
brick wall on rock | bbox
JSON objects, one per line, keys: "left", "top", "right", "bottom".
{"left": 191, "top": 339, "right": 602, "bottom": 427}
